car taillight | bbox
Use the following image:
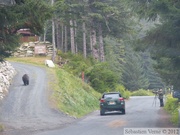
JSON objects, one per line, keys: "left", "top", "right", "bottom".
{"left": 100, "top": 99, "right": 105, "bottom": 103}
{"left": 119, "top": 97, "right": 124, "bottom": 101}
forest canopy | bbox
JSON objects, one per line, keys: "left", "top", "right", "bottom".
{"left": 1, "top": 0, "right": 180, "bottom": 90}
{"left": 0, "top": 0, "right": 52, "bottom": 61}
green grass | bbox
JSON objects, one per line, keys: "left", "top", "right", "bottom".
{"left": 51, "top": 67, "right": 101, "bottom": 118}
{"left": 131, "top": 89, "right": 154, "bottom": 96}
{"left": 0, "top": 124, "right": 4, "bottom": 132}
{"left": 6, "top": 57, "right": 101, "bottom": 118}
{"left": 6, "top": 56, "right": 50, "bottom": 67}
{"left": 164, "top": 95, "right": 180, "bottom": 126}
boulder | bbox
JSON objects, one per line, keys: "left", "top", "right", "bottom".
{"left": 45, "top": 60, "right": 55, "bottom": 68}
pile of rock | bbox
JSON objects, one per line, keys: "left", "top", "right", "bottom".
{"left": 0, "top": 61, "right": 16, "bottom": 100}
{"left": 12, "top": 41, "right": 53, "bottom": 57}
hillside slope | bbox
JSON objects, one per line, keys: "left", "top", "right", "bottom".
{"left": 6, "top": 57, "right": 101, "bottom": 118}
{"left": 48, "top": 66, "right": 101, "bottom": 118}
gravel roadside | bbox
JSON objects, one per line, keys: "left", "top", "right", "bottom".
{"left": 0, "top": 62, "right": 76, "bottom": 135}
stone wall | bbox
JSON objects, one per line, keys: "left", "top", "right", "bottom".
{"left": 0, "top": 61, "right": 16, "bottom": 100}
{"left": 12, "top": 41, "right": 53, "bottom": 57}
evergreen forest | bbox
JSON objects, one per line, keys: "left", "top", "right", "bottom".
{"left": 0, "top": 0, "right": 180, "bottom": 92}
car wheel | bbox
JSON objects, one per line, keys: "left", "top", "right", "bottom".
{"left": 121, "top": 109, "right": 125, "bottom": 114}
{"left": 100, "top": 109, "right": 105, "bottom": 116}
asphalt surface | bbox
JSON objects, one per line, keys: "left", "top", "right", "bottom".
{"left": 0, "top": 62, "right": 176, "bottom": 135}
{"left": 0, "top": 62, "right": 75, "bottom": 135}
{"left": 33, "top": 96, "right": 176, "bottom": 135}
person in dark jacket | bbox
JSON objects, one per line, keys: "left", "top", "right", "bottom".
{"left": 157, "top": 89, "right": 164, "bottom": 107}
{"left": 153, "top": 89, "right": 164, "bottom": 107}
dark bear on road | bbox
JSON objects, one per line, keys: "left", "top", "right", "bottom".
{"left": 22, "top": 74, "right": 29, "bottom": 86}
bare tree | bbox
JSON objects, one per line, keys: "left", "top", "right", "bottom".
{"left": 51, "top": 0, "right": 56, "bottom": 62}
{"left": 64, "top": 25, "right": 68, "bottom": 53}
{"left": 70, "top": 19, "right": 75, "bottom": 54}
{"left": 43, "top": 25, "right": 47, "bottom": 42}
{"left": 98, "top": 24, "right": 105, "bottom": 62}
{"left": 56, "top": 20, "right": 61, "bottom": 50}
{"left": 74, "top": 20, "right": 78, "bottom": 53}
{"left": 90, "top": 28, "right": 99, "bottom": 60}
{"left": 83, "top": 21, "right": 87, "bottom": 58}
{"left": 61, "top": 23, "right": 64, "bottom": 52}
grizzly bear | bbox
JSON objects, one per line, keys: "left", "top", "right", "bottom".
{"left": 22, "top": 74, "right": 29, "bottom": 86}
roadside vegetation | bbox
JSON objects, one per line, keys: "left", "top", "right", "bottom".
{"left": 131, "top": 89, "right": 154, "bottom": 96}
{"left": 164, "top": 95, "right": 180, "bottom": 126}
{"left": 6, "top": 57, "right": 100, "bottom": 117}
{"left": 0, "top": 124, "right": 4, "bottom": 132}
{"left": 58, "top": 52, "right": 130, "bottom": 98}
{"left": 7, "top": 56, "right": 49, "bottom": 66}
{"left": 6, "top": 55, "right": 132, "bottom": 117}
{"left": 51, "top": 67, "right": 100, "bottom": 117}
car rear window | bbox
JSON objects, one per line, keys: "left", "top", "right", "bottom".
{"left": 103, "top": 93, "right": 120, "bottom": 99}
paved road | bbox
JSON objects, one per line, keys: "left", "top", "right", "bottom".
{"left": 0, "top": 62, "right": 75, "bottom": 135}
{"left": 0, "top": 62, "right": 176, "bottom": 135}
{"left": 33, "top": 96, "right": 176, "bottom": 135}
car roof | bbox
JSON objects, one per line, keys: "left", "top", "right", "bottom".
{"left": 103, "top": 92, "right": 121, "bottom": 95}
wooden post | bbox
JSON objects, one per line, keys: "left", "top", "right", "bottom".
{"left": 82, "top": 72, "right": 84, "bottom": 82}
{"left": 179, "top": 108, "right": 180, "bottom": 127}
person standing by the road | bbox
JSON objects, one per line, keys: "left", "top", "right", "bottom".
{"left": 158, "top": 89, "right": 164, "bottom": 107}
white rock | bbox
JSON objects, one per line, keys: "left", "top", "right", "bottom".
{"left": 45, "top": 60, "right": 55, "bottom": 68}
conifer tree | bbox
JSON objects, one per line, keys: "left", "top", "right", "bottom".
{"left": 122, "top": 47, "right": 149, "bottom": 91}
{"left": 0, "top": 0, "right": 52, "bottom": 61}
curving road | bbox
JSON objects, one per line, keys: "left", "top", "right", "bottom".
{"left": 33, "top": 96, "right": 176, "bottom": 135}
{"left": 0, "top": 62, "right": 75, "bottom": 135}
{"left": 0, "top": 62, "right": 176, "bottom": 135}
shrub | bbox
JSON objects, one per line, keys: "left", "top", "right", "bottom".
{"left": 57, "top": 53, "right": 127, "bottom": 95}
{"left": 131, "top": 89, "right": 154, "bottom": 96}
{"left": 0, "top": 124, "right": 4, "bottom": 132}
{"left": 51, "top": 67, "right": 101, "bottom": 118}
{"left": 164, "top": 95, "right": 179, "bottom": 125}
{"left": 86, "top": 63, "right": 119, "bottom": 93}
{"left": 115, "top": 84, "right": 130, "bottom": 99}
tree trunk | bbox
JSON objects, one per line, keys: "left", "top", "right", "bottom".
{"left": 83, "top": 21, "right": 87, "bottom": 58}
{"left": 51, "top": 0, "right": 56, "bottom": 62}
{"left": 43, "top": 26, "right": 47, "bottom": 42}
{"left": 91, "top": 28, "right": 99, "bottom": 60}
{"left": 98, "top": 24, "right": 105, "bottom": 62}
{"left": 70, "top": 19, "right": 75, "bottom": 54}
{"left": 56, "top": 20, "right": 61, "bottom": 50}
{"left": 61, "top": 23, "right": 64, "bottom": 52}
{"left": 74, "top": 20, "right": 78, "bottom": 54}
{"left": 90, "top": 31, "right": 93, "bottom": 56}
{"left": 64, "top": 25, "right": 68, "bottom": 53}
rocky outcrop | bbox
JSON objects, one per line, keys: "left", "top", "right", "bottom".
{"left": 0, "top": 61, "right": 16, "bottom": 100}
